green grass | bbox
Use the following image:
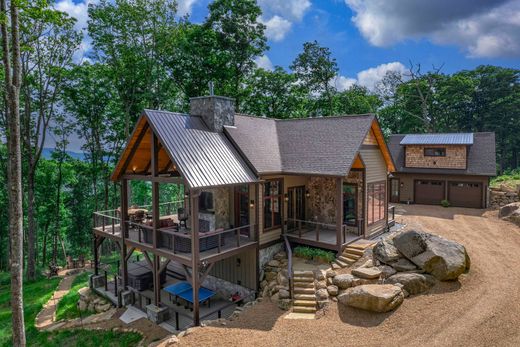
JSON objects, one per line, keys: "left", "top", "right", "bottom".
{"left": 55, "top": 272, "right": 92, "bottom": 321}
{"left": 294, "top": 246, "right": 336, "bottom": 263}
{"left": 0, "top": 271, "right": 141, "bottom": 347}
{"left": 491, "top": 170, "right": 520, "bottom": 190}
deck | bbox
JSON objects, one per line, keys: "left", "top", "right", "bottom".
{"left": 284, "top": 220, "right": 362, "bottom": 251}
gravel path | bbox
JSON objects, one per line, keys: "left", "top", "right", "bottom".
{"left": 176, "top": 205, "right": 520, "bottom": 347}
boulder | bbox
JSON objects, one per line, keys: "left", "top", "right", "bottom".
{"left": 327, "top": 285, "right": 339, "bottom": 296}
{"left": 360, "top": 259, "right": 374, "bottom": 268}
{"left": 273, "top": 251, "right": 287, "bottom": 261}
{"left": 332, "top": 274, "right": 355, "bottom": 289}
{"left": 265, "top": 271, "right": 277, "bottom": 282}
{"left": 316, "top": 288, "right": 329, "bottom": 301}
{"left": 78, "top": 287, "right": 91, "bottom": 301}
{"left": 270, "top": 293, "right": 279, "bottom": 303}
{"left": 314, "top": 271, "right": 325, "bottom": 281}
{"left": 78, "top": 299, "right": 87, "bottom": 311}
{"left": 378, "top": 265, "right": 397, "bottom": 278}
{"left": 326, "top": 270, "right": 337, "bottom": 278}
{"left": 393, "top": 230, "right": 470, "bottom": 281}
{"left": 278, "top": 289, "right": 290, "bottom": 299}
{"left": 351, "top": 267, "right": 382, "bottom": 279}
{"left": 373, "top": 238, "right": 402, "bottom": 264}
{"left": 95, "top": 303, "right": 111, "bottom": 313}
{"left": 338, "top": 284, "right": 404, "bottom": 313}
{"left": 316, "top": 282, "right": 327, "bottom": 290}
{"left": 277, "top": 271, "right": 288, "bottom": 286}
{"left": 391, "top": 258, "right": 418, "bottom": 272}
{"left": 386, "top": 273, "right": 436, "bottom": 295}
{"left": 267, "top": 259, "right": 280, "bottom": 267}
{"left": 499, "top": 202, "right": 520, "bottom": 226}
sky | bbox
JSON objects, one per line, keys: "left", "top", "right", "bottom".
{"left": 51, "top": 0, "right": 520, "bottom": 151}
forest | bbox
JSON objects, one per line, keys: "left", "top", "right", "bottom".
{"left": 0, "top": 0, "right": 518, "bottom": 279}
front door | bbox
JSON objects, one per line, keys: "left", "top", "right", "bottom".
{"left": 287, "top": 186, "right": 306, "bottom": 230}
{"left": 390, "top": 178, "right": 400, "bottom": 203}
{"left": 343, "top": 184, "right": 357, "bottom": 226}
{"left": 234, "top": 185, "right": 250, "bottom": 235}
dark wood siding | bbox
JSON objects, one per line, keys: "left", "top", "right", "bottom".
{"left": 209, "top": 249, "right": 257, "bottom": 290}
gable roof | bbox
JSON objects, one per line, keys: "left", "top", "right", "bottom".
{"left": 225, "top": 114, "right": 395, "bottom": 176}
{"left": 112, "top": 110, "right": 258, "bottom": 188}
{"left": 388, "top": 132, "right": 496, "bottom": 176}
{"left": 400, "top": 133, "right": 474, "bottom": 145}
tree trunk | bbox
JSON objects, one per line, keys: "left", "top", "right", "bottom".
{"left": 41, "top": 222, "right": 49, "bottom": 267}
{"left": 1, "top": 0, "right": 26, "bottom": 344}
{"left": 26, "top": 173, "right": 36, "bottom": 279}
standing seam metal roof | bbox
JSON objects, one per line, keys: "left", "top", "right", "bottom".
{"left": 144, "top": 110, "right": 258, "bottom": 188}
{"left": 400, "top": 133, "right": 474, "bottom": 145}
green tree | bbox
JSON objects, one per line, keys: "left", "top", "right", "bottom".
{"left": 205, "top": 0, "right": 267, "bottom": 108}
{"left": 333, "top": 85, "right": 382, "bottom": 115}
{"left": 290, "top": 41, "right": 338, "bottom": 116}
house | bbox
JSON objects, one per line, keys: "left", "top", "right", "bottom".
{"left": 90, "top": 95, "right": 395, "bottom": 329}
{"left": 387, "top": 132, "right": 496, "bottom": 208}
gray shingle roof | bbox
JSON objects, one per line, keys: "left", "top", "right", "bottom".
{"left": 400, "top": 133, "right": 474, "bottom": 145}
{"left": 388, "top": 132, "right": 496, "bottom": 176}
{"left": 225, "top": 114, "right": 375, "bottom": 176}
{"left": 144, "top": 110, "right": 258, "bottom": 188}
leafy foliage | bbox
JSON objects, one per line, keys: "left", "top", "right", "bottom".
{"left": 55, "top": 272, "right": 91, "bottom": 321}
{"left": 294, "top": 246, "right": 335, "bottom": 263}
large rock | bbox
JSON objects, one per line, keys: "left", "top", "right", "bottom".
{"left": 332, "top": 274, "right": 355, "bottom": 289}
{"left": 386, "top": 273, "right": 436, "bottom": 295}
{"left": 392, "top": 258, "right": 418, "bottom": 272}
{"left": 327, "top": 285, "right": 339, "bottom": 296}
{"left": 351, "top": 267, "right": 382, "bottom": 279}
{"left": 393, "top": 230, "right": 470, "bottom": 281}
{"left": 373, "top": 237, "right": 402, "bottom": 264}
{"left": 338, "top": 284, "right": 404, "bottom": 313}
{"left": 277, "top": 271, "right": 288, "bottom": 287}
{"left": 378, "top": 265, "right": 397, "bottom": 278}
{"left": 316, "top": 288, "right": 329, "bottom": 301}
{"left": 499, "top": 202, "right": 520, "bottom": 226}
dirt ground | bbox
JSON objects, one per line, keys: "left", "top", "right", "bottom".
{"left": 175, "top": 204, "right": 520, "bottom": 347}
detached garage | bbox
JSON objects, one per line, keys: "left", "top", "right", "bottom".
{"left": 387, "top": 132, "right": 496, "bottom": 209}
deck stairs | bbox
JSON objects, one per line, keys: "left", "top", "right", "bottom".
{"left": 332, "top": 243, "right": 373, "bottom": 269}
{"left": 291, "top": 270, "right": 316, "bottom": 316}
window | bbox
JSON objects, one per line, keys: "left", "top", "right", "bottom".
{"left": 343, "top": 184, "right": 357, "bottom": 226}
{"left": 367, "top": 181, "right": 386, "bottom": 225}
{"left": 263, "top": 179, "right": 282, "bottom": 230}
{"left": 424, "top": 147, "right": 446, "bottom": 157}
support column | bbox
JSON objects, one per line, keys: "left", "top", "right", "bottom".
{"left": 93, "top": 234, "right": 99, "bottom": 276}
{"left": 190, "top": 189, "right": 200, "bottom": 326}
{"left": 336, "top": 177, "right": 343, "bottom": 253}
{"left": 151, "top": 132, "right": 161, "bottom": 306}
{"left": 121, "top": 179, "right": 129, "bottom": 289}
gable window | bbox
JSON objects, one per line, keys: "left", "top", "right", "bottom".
{"left": 367, "top": 181, "right": 386, "bottom": 225}
{"left": 424, "top": 147, "right": 446, "bottom": 157}
{"left": 263, "top": 179, "right": 282, "bottom": 230}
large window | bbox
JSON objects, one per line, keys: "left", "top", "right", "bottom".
{"left": 264, "top": 179, "right": 282, "bottom": 230}
{"left": 424, "top": 147, "right": 446, "bottom": 157}
{"left": 367, "top": 181, "right": 386, "bottom": 225}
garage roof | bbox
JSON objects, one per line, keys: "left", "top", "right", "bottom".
{"left": 400, "top": 133, "right": 474, "bottom": 145}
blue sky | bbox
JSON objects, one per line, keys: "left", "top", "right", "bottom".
{"left": 58, "top": 0, "right": 519, "bottom": 91}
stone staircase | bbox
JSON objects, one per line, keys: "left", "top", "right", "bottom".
{"left": 332, "top": 243, "right": 372, "bottom": 269}
{"left": 292, "top": 270, "right": 316, "bottom": 315}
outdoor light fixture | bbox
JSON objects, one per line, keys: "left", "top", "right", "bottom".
{"left": 249, "top": 199, "right": 255, "bottom": 208}
{"left": 132, "top": 166, "right": 137, "bottom": 173}
{"left": 400, "top": 182, "right": 404, "bottom": 188}
{"left": 284, "top": 193, "right": 289, "bottom": 202}
{"left": 306, "top": 189, "right": 310, "bottom": 198}
{"left": 184, "top": 192, "right": 190, "bottom": 199}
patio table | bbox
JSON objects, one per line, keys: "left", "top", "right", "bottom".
{"left": 163, "top": 282, "right": 216, "bottom": 310}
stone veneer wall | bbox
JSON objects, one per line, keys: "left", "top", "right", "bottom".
{"left": 307, "top": 177, "right": 337, "bottom": 224}
{"left": 202, "top": 275, "right": 255, "bottom": 303}
{"left": 405, "top": 145, "right": 467, "bottom": 169}
{"left": 189, "top": 96, "right": 235, "bottom": 132}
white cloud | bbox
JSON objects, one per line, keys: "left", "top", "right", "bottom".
{"left": 255, "top": 55, "right": 274, "bottom": 71}
{"left": 55, "top": 0, "right": 97, "bottom": 32}
{"left": 345, "top": 0, "right": 520, "bottom": 58}
{"left": 257, "top": 0, "right": 311, "bottom": 42}
{"left": 177, "top": 0, "right": 198, "bottom": 16}
{"left": 260, "top": 15, "right": 292, "bottom": 42}
{"left": 335, "top": 61, "right": 406, "bottom": 91}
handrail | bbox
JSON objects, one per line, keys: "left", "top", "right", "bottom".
{"left": 282, "top": 233, "right": 293, "bottom": 300}
{"left": 286, "top": 218, "right": 336, "bottom": 228}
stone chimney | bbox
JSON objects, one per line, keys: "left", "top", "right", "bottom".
{"left": 189, "top": 96, "right": 235, "bottom": 132}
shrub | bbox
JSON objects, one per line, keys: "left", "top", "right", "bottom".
{"left": 441, "top": 199, "right": 450, "bottom": 208}
{"left": 294, "top": 246, "right": 335, "bottom": 263}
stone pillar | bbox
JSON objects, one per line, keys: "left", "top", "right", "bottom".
{"left": 190, "top": 96, "right": 235, "bottom": 132}
{"left": 90, "top": 274, "right": 106, "bottom": 289}
{"left": 146, "top": 304, "right": 170, "bottom": 324}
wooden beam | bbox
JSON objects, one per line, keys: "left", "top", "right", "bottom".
{"left": 125, "top": 247, "right": 136, "bottom": 262}
{"left": 121, "top": 179, "right": 129, "bottom": 289}
{"left": 121, "top": 174, "right": 184, "bottom": 184}
{"left": 158, "top": 258, "right": 171, "bottom": 275}
{"left": 119, "top": 122, "right": 149, "bottom": 178}
{"left": 199, "top": 262, "right": 214, "bottom": 284}
{"left": 191, "top": 189, "right": 200, "bottom": 326}
{"left": 142, "top": 250, "right": 154, "bottom": 269}
{"left": 182, "top": 264, "right": 192, "bottom": 282}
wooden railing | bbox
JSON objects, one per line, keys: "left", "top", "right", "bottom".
{"left": 285, "top": 218, "right": 336, "bottom": 243}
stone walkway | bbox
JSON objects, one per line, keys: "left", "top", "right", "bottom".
{"left": 35, "top": 270, "right": 83, "bottom": 330}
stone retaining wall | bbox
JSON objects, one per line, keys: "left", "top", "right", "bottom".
{"left": 490, "top": 187, "right": 520, "bottom": 209}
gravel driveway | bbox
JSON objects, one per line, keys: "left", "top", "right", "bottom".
{"left": 177, "top": 205, "right": 520, "bottom": 347}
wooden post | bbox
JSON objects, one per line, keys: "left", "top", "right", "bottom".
{"left": 93, "top": 235, "right": 99, "bottom": 276}
{"left": 336, "top": 177, "right": 343, "bottom": 253}
{"left": 190, "top": 189, "right": 200, "bottom": 326}
{"left": 121, "top": 179, "right": 129, "bottom": 289}
{"left": 151, "top": 132, "right": 161, "bottom": 306}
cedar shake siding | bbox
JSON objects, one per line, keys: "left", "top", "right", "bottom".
{"left": 405, "top": 145, "right": 467, "bottom": 169}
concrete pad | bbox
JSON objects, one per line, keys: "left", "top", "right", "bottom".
{"left": 284, "top": 312, "right": 315, "bottom": 320}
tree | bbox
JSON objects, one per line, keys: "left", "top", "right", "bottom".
{"left": 241, "top": 67, "right": 304, "bottom": 118}
{"left": 205, "top": 0, "right": 267, "bottom": 108}
{"left": 333, "top": 85, "right": 382, "bottom": 115}
{"left": 19, "top": 4, "right": 81, "bottom": 280}
{"left": 1, "top": 0, "right": 26, "bottom": 344}
{"left": 290, "top": 41, "right": 338, "bottom": 116}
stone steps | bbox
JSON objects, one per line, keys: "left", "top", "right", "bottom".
{"left": 293, "top": 300, "right": 316, "bottom": 307}
{"left": 292, "top": 281, "right": 314, "bottom": 288}
{"left": 292, "top": 306, "right": 316, "bottom": 313}
{"left": 293, "top": 276, "right": 314, "bottom": 283}
{"left": 337, "top": 255, "right": 357, "bottom": 264}
{"left": 293, "top": 270, "right": 314, "bottom": 278}
{"left": 344, "top": 247, "right": 364, "bottom": 257}
{"left": 294, "top": 294, "right": 315, "bottom": 301}
{"left": 293, "top": 287, "right": 315, "bottom": 294}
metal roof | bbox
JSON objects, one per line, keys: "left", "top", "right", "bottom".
{"left": 388, "top": 132, "right": 496, "bottom": 176}
{"left": 144, "top": 110, "right": 258, "bottom": 188}
{"left": 400, "top": 133, "right": 474, "bottom": 145}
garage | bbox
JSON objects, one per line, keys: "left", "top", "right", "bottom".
{"left": 448, "top": 181, "right": 482, "bottom": 208}
{"left": 414, "top": 180, "right": 445, "bottom": 205}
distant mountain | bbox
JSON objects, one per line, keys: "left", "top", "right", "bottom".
{"left": 42, "top": 148, "right": 86, "bottom": 161}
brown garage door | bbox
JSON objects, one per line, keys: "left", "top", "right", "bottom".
{"left": 448, "top": 181, "right": 482, "bottom": 208}
{"left": 414, "top": 180, "right": 445, "bottom": 205}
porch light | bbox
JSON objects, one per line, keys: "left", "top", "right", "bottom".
{"left": 284, "top": 193, "right": 289, "bottom": 202}
{"left": 249, "top": 200, "right": 255, "bottom": 208}
{"left": 132, "top": 166, "right": 137, "bottom": 173}
{"left": 400, "top": 182, "right": 404, "bottom": 188}
{"left": 184, "top": 192, "right": 190, "bottom": 199}
{"left": 305, "top": 189, "right": 310, "bottom": 198}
